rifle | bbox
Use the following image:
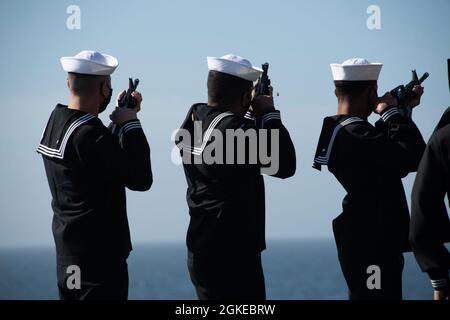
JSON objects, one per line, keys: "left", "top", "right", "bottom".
{"left": 255, "top": 63, "right": 271, "bottom": 96}
{"left": 112, "top": 78, "right": 140, "bottom": 135}
{"left": 390, "top": 70, "right": 428, "bottom": 117}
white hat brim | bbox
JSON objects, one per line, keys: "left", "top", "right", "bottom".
{"left": 330, "top": 63, "right": 383, "bottom": 81}
{"left": 207, "top": 56, "right": 263, "bottom": 82}
{"left": 60, "top": 54, "right": 118, "bottom": 76}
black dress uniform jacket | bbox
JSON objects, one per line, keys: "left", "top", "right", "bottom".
{"left": 410, "top": 107, "right": 450, "bottom": 287}
{"left": 313, "top": 107, "right": 426, "bottom": 259}
{"left": 37, "top": 104, "right": 152, "bottom": 265}
{"left": 313, "top": 107, "right": 425, "bottom": 299}
{"left": 176, "top": 104, "right": 296, "bottom": 256}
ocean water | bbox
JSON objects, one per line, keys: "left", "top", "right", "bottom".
{"left": 0, "top": 239, "right": 431, "bottom": 300}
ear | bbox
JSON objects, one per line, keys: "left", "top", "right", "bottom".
{"left": 67, "top": 79, "right": 70, "bottom": 90}
{"left": 100, "top": 81, "right": 109, "bottom": 97}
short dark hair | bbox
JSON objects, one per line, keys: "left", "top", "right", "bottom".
{"left": 68, "top": 72, "right": 109, "bottom": 96}
{"left": 334, "top": 80, "right": 377, "bottom": 97}
{"left": 207, "top": 70, "right": 253, "bottom": 106}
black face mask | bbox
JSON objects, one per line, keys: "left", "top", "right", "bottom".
{"left": 99, "top": 86, "right": 113, "bottom": 114}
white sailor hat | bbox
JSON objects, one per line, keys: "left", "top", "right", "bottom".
{"left": 207, "top": 54, "right": 263, "bottom": 82}
{"left": 330, "top": 58, "right": 382, "bottom": 81}
{"left": 60, "top": 50, "right": 118, "bottom": 76}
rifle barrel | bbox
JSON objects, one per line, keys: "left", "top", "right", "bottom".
{"left": 418, "top": 72, "right": 429, "bottom": 84}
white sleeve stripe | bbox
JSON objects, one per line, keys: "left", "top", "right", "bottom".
{"left": 431, "top": 279, "right": 447, "bottom": 284}
{"left": 123, "top": 122, "right": 141, "bottom": 129}
{"left": 381, "top": 107, "right": 400, "bottom": 121}
{"left": 122, "top": 125, "right": 142, "bottom": 133}
{"left": 122, "top": 120, "right": 141, "bottom": 129}
{"left": 261, "top": 112, "right": 281, "bottom": 121}
{"left": 262, "top": 115, "right": 281, "bottom": 123}
{"left": 431, "top": 279, "right": 448, "bottom": 288}
{"left": 262, "top": 117, "right": 281, "bottom": 123}
{"left": 382, "top": 108, "right": 397, "bottom": 117}
{"left": 261, "top": 115, "right": 281, "bottom": 129}
{"left": 263, "top": 114, "right": 281, "bottom": 119}
{"left": 122, "top": 120, "right": 142, "bottom": 132}
{"left": 123, "top": 125, "right": 141, "bottom": 130}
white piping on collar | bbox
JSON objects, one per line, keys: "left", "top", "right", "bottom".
{"left": 314, "top": 116, "right": 364, "bottom": 164}
{"left": 37, "top": 113, "right": 96, "bottom": 159}
{"left": 177, "top": 111, "right": 234, "bottom": 155}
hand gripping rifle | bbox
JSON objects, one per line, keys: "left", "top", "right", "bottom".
{"left": 390, "top": 70, "right": 428, "bottom": 118}
{"left": 255, "top": 63, "right": 271, "bottom": 96}
{"left": 112, "top": 78, "right": 140, "bottom": 136}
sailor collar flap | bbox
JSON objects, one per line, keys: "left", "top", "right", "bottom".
{"left": 313, "top": 116, "right": 364, "bottom": 171}
{"left": 37, "top": 110, "right": 96, "bottom": 160}
{"left": 176, "top": 104, "right": 235, "bottom": 156}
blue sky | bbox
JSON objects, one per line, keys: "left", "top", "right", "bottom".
{"left": 0, "top": 0, "right": 449, "bottom": 247}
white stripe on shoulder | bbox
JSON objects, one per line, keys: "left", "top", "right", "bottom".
{"left": 178, "top": 111, "right": 234, "bottom": 155}
{"left": 36, "top": 114, "right": 96, "bottom": 159}
{"left": 315, "top": 117, "right": 364, "bottom": 164}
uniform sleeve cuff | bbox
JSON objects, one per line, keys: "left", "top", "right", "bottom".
{"left": 380, "top": 106, "right": 400, "bottom": 122}
{"left": 430, "top": 278, "right": 449, "bottom": 290}
{"left": 244, "top": 111, "right": 255, "bottom": 120}
{"left": 258, "top": 110, "right": 281, "bottom": 128}
{"left": 121, "top": 119, "right": 142, "bottom": 134}
{"left": 428, "top": 269, "right": 450, "bottom": 290}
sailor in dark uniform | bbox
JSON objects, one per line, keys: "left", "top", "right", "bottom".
{"left": 175, "top": 54, "right": 296, "bottom": 300}
{"left": 410, "top": 106, "right": 450, "bottom": 300}
{"left": 313, "top": 58, "right": 425, "bottom": 300}
{"left": 36, "top": 51, "right": 153, "bottom": 300}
